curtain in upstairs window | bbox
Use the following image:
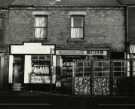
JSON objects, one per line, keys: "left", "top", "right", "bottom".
{"left": 71, "top": 16, "right": 84, "bottom": 39}
{"left": 34, "top": 16, "right": 47, "bottom": 39}
{"left": 71, "top": 16, "right": 84, "bottom": 28}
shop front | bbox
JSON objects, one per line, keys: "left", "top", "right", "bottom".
{"left": 8, "top": 43, "right": 126, "bottom": 95}
{"left": 55, "top": 49, "right": 110, "bottom": 95}
{"left": 55, "top": 49, "right": 126, "bottom": 95}
{"left": 9, "top": 43, "right": 56, "bottom": 91}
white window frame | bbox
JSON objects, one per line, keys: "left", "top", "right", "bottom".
{"left": 70, "top": 15, "right": 84, "bottom": 39}
{"left": 34, "top": 15, "right": 48, "bottom": 39}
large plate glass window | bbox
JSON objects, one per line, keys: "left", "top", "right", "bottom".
{"left": 30, "top": 55, "right": 51, "bottom": 84}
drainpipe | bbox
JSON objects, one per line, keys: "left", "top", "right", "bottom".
{"left": 126, "top": 5, "right": 134, "bottom": 95}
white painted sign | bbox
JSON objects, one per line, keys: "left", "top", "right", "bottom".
{"left": 10, "top": 43, "right": 55, "bottom": 54}
{"left": 31, "top": 75, "right": 50, "bottom": 83}
{"left": 56, "top": 50, "right": 86, "bottom": 55}
{"left": 87, "top": 50, "right": 107, "bottom": 56}
{"left": 56, "top": 50, "right": 107, "bottom": 56}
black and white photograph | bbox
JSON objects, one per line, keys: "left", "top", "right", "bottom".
{"left": 0, "top": 0, "right": 134, "bottom": 108}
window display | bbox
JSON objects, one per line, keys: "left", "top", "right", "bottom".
{"left": 30, "top": 55, "right": 51, "bottom": 84}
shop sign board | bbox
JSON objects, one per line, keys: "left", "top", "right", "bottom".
{"left": 10, "top": 43, "right": 55, "bottom": 54}
{"left": 56, "top": 50, "right": 107, "bottom": 56}
{"left": 87, "top": 50, "right": 107, "bottom": 56}
{"left": 56, "top": 50, "right": 86, "bottom": 55}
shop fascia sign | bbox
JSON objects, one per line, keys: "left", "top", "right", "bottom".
{"left": 87, "top": 50, "right": 107, "bottom": 56}
{"left": 56, "top": 49, "right": 107, "bottom": 56}
{"left": 10, "top": 43, "right": 55, "bottom": 54}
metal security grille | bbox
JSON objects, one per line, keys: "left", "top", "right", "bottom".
{"left": 111, "top": 60, "right": 127, "bottom": 95}
{"left": 74, "top": 59, "right": 92, "bottom": 95}
{"left": 73, "top": 59, "right": 126, "bottom": 96}
{"left": 92, "top": 60, "right": 110, "bottom": 95}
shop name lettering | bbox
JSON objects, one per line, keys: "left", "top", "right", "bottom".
{"left": 87, "top": 50, "right": 107, "bottom": 55}
{"left": 32, "top": 65, "right": 49, "bottom": 74}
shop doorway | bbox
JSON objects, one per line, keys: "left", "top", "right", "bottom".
{"left": 13, "top": 55, "right": 24, "bottom": 84}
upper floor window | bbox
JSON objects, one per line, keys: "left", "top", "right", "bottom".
{"left": 34, "top": 15, "right": 48, "bottom": 39}
{"left": 71, "top": 15, "right": 84, "bottom": 39}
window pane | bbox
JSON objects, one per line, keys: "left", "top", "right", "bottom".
{"left": 35, "top": 16, "right": 47, "bottom": 27}
{"left": 71, "top": 28, "right": 83, "bottom": 38}
{"left": 35, "top": 28, "right": 47, "bottom": 38}
{"left": 71, "top": 16, "right": 84, "bottom": 28}
{"left": 30, "top": 55, "right": 51, "bottom": 84}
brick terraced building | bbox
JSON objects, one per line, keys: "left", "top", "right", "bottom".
{"left": 0, "top": 0, "right": 130, "bottom": 96}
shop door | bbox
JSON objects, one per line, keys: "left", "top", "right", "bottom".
{"left": 61, "top": 60, "right": 74, "bottom": 94}
{"left": 13, "top": 55, "right": 24, "bottom": 83}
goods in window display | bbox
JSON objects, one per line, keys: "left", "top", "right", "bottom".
{"left": 32, "top": 65, "right": 49, "bottom": 74}
{"left": 30, "top": 55, "right": 51, "bottom": 83}
{"left": 74, "top": 76, "right": 91, "bottom": 95}
{"left": 93, "top": 77, "right": 110, "bottom": 95}
{"left": 31, "top": 75, "right": 50, "bottom": 83}
{"left": 30, "top": 65, "right": 50, "bottom": 83}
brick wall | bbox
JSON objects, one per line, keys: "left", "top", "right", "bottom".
{"left": 5, "top": 7, "right": 125, "bottom": 52}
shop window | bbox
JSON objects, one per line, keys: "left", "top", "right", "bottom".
{"left": 112, "top": 60, "right": 126, "bottom": 94}
{"left": 71, "top": 15, "right": 84, "bottom": 39}
{"left": 34, "top": 15, "right": 48, "bottom": 39}
{"left": 30, "top": 55, "right": 51, "bottom": 84}
{"left": 112, "top": 60, "right": 126, "bottom": 78}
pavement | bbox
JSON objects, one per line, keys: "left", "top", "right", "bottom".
{"left": 0, "top": 90, "right": 134, "bottom": 109}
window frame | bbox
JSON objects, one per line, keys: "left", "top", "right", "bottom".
{"left": 70, "top": 15, "right": 85, "bottom": 39}
{"left": 34, "top": 15, "right": 48, "bottom": 40}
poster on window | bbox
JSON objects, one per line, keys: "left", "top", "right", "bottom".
{"left": 30, "top": 65, "right": 50, "bottom": 83}
{"left": 31, "top": 75, "right": 50, "bottom": 83}
{"left": 32, "top": 65, "right": 49, "bottom": 74}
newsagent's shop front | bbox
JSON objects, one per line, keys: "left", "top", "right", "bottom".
{"left": 8, "top": 42, "right": 126, "bottom": 95}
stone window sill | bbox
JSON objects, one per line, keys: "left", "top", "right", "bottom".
{"left": 67, "top": 38, "right": 85, "bottom": 42}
